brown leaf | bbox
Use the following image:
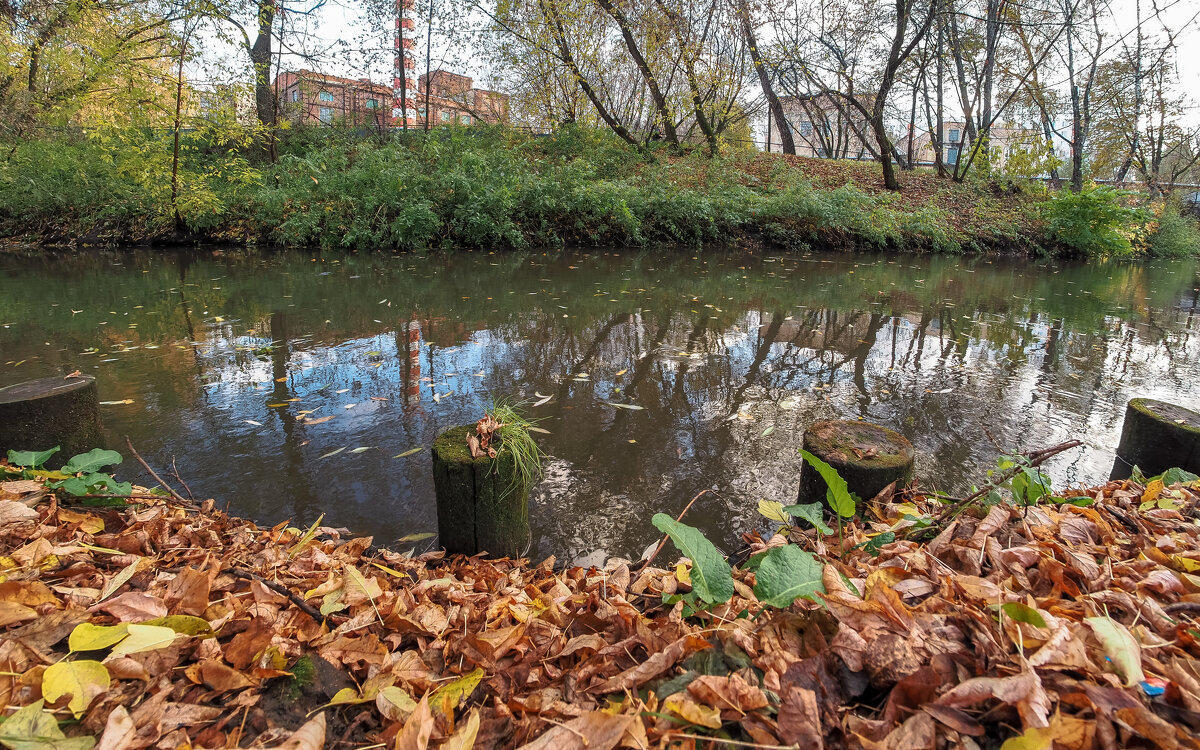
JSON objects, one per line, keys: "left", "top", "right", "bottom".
{"left": 187, "top": 659, "right": 256, "bottom": 693}
{"left": 265, "top": 712, "right": 327, "bottom": 750}
{"left": 225, "top": 616, "right": 274, "bottom": 670}
{"left": 92, "top": 591, "right": 167, "bottom": 621}
{"left": 883, "top": 711, "right": 935, "bottom": 750}
{"left": 687, "top": 674, "right": 768, "bottom": 716}
{"left": 515, "top": 711, "right": 634, "bottom": 750}
{"left": 0, "top": 500, "right": 39, "bottom": 526}
{"left": 0, "top": 601, "right": 37, "bottom": 628}
{"left": 164, "top": 568, "right": 211, "bottom": 616}
{"left": 936, "top": 669, "right": 1050, "bottom": 729}
{"left": 95, "top": 705, "right": 136, "bottom": 750}
{"left": 587, "top": 634, "right": 711, "bottom": 693}
{"left": 777, "top": 685, "right": 824, "bottom": 749}
{"left": 395, "top": 695, "right": 434, "bottom": 750}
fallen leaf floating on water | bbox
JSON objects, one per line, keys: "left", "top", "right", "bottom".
{"left": 532, "top": 393, "right": 552, "bottom": 407}
{"left": 244, "top": 420, "right": 263, "bottom": 426}
{"left": 303, "top": 415, "right": 335, "bottom": 425}
{"left": 394, "top": 446, "right": 423, "bottom": 458}
{"left": 99, "top": 399, "right": 134, "bottom": 406}
{"left": 604, "top": 402, "right": 644, "bottom": 410}
{"left": 2, "top": 463, "right": 1200, "bottom": 747}
{"left": 349, "top": 447, "right": 372, "bottom": 454}
{"left": 318, "top": 447, "right": 345, "bottom": 459}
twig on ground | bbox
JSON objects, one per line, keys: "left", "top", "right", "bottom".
{"left": 222, "top": 567, "right": 327, "bottom": 624}
{"left": 170, "top": 457, "right": 195, "bottom": 501}
{"left": 124, "top": 437, "right": 194, "bottom": 508}
{"left": 920, "top": 440, "right": 1084, "bottom": 530}
{"left": 636, "top": 489, "right": 710, "bottom": 572}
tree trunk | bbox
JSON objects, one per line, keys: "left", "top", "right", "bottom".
{"left": 595, "top": 0, "right": 680, "bottom": 149}
{"left": 250, "top": 0, "right": 276, "bottom": 129}
{"left": 0, "top": 376, "right": 104, "bottom": 470}
{"left": 738, "top": 0, "right": 794, "bottom": 155}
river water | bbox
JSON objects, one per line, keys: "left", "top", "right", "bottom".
{"left": 1, "top": 248, "right": 1198, "bottom": 562}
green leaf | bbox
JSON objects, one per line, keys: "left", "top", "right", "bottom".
{"left": 752, "top": 545, "right": 825, "bottom": 608}
{"left": 62, "top": 449, "right": 122, "bottom": 475}
{"left": 799, "top": 450, "right": 856, "bottom": 518}
{"left": 41, "top": 660, "right": 110, "bottom": 718}
{"left": 68, "top": 623, "right": 129, "bottom": 652}
{"left": 140, "top": 615, "right": 214, "bottom": 638}
{"left": 782, "top": 502, "right": 835, "bottom": 535}
{"left": 1000, "top": 602, "right": 1047, "bottom": 629}
{"left": 1160, "top": 467, "right": 1200, "bottom": 486}
{"left": 858, "top": 531, "right": 896, "bottom": 555}
{"left": 6, "top": 447, "right": 60, "bottom": 469}
{"left": 650, "top": 514, "right": 734, "bottom": 605}
{"left": 1085, "top": 616, "right": 1145, "bottom": 686}
{"left": 428, "top": 667, "right": 485, "bottom": 715}
{"left": 0, "top": 700, "right": 96, "bottom": 750}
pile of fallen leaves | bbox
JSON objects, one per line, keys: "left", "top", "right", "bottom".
{"left": 3, "top": 474, "right": 1200, "bottom": 749}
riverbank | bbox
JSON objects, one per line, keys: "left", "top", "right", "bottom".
{"left": 2, "top": 464, "right": 1200, "bottom": 747}
{"left": 2, "top": 126, "right": 1197, "bottom": 257}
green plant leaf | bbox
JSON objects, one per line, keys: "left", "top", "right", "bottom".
{"left": 6, "top": 447, "right": 60, "bottom": 469}
{"left": 858, "top": 531, "right": 896, "bottom": 555}
{"left": 1000, "top": 602, "right": 1047, "bottom": 629}
{"left": 0, "top": 700, "right": 96, "bottom": 750}
{"left": 1159, "top": 467, "right": 1200, "bottom": 486}
{"left": 1085, "top": 616, "right": 1145, "bottom": 686}
{"left": 651, "top": 513, "right": 734, "bottom": 605}
{"left": 41, "top": 660, "right": 110, "bottom": 718}
{"left": 752, "top": 545, "right": 825, "bottom": 608}
{"left": 782, "top": 502, "right": 835, "bottom": 535}
{"left": 62, "top": 449, "right": 122, "bottom": 474}
{"left": 799, "top": 450, "right": 856, "bottom": 518}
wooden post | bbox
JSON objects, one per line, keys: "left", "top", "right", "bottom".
{"left": 431, "top": 425, "right": 531, "bottom": 557}
{"left": 797, "top": 420, "right": 915, "bottom": 511}
{"left": 0, "top": 375, "right": 104, "bottom": 469}
{"left": 1110, "top": 398, "right": 1200, "bottom": 480}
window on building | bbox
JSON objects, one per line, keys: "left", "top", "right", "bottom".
{"left": 949, "top": 128, "right": 961, "bottom": 143}
{"left": 319, "top": 106, "right": 334, "bottom": 124}
{"left": 291, "top": 90, "right": 299, "bottom": 102}
{"left": 799, "top": 121, "right": 814, "bottom": 137}
{"left": 319, "top": 91, "right": 334, "bottom": 102}
{"left": 441, "top": 110, "right": 453, "bottom": 122}
{"left": 947, "top": 147, "right": 959, "bottom": 165}
{"left": 366, "top": 98, "right": 378, "bottom": 109}
{"left": 418, "top": 108, "right": 426, "bottom": 118}
{"left": 461, "top": 114, "right": 471, "bottom": 124}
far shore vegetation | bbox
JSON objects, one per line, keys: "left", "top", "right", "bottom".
{"left": 2, "top": 125, "right": 1197, "bottom": 258}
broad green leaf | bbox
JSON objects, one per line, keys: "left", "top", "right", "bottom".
{"left": 799, "top": 450, "right": 856, "bottom": 518}
{"left": 107, "top": 624, "right": 179, "bottom": 658}
{"left": 1085, "top": 616, "right": 1145, "bottom": 686}
{"left": 1000, "top": 602, "right": 1047, "bottom": 629}
{"left": 428, "top": 668, "right": 484, "bottom": 716}
{"left": 62, "top": 449, "right": 122, "bottom": 474}
{"left": 859, "top": 532, "right": 896, "bottom": 555}
{"left": 1160, "top": 467, "right": 1200, "bottom": 486}
{"left": 7, "top": 447, "right": 60, "bottom": 469}
{"left": 756, "top": 499, "right": 789, "bottom": 523}
{"left": 68, "top": 623, "right": 129, "bottom": 652}
{"left": 651, "top": 514, "right": 733, "bottom": 605}
{"left": 783, "top": 502, "right": 835, "bottom": 535}
{"left": 141, "top": 615, "right": 214, "bottom": 638}
{"left": 41, "top": 660, "right": 110, "bottom": 717}
{"left": 0, "top": 700, "right": 96, "bottom": 750}
{"left": 752, "top": 545, "right": 825, "bottom": 608}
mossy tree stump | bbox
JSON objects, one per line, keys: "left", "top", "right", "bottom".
{"left": 1110, "top": 398, "right": 1200, "bottom": 480}
{"left": 797, "top": 420, "right": 915, "bottom": 512}
{"left": 432, "top": 425, "right": 531, "bottom": 557}
{"left": 0, "top": 375, "right": 103, "bottom": 469}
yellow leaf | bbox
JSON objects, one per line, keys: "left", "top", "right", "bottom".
{"left": 107, "top": 623, "right": 179, "bottom": 657}
{"left": 376, "top": 685, "right": 418, "bottom": 722}
{"left": 674, "top": 562, "right": 692, "bottom": 586}
{"left": 42, "top": 659, "right": 110, "bottom": 717}
{"left": 443, "top": 708, "right": 480, "bottom": 750}
{"left": 1142, "top": 479, "right": 1164, "bottom": 504}
{"left": 663, "top": 694, "right": 722, "bottom": 729}
{"left": 321, "top": 687, "right": 368, "bottom": 710}
{"left": 428, "top": 668, "right": 484, "bottom": 717}
{"left": 999, "top": 726, "right": 1053, "bottom": 750}
{"left": 98, "top": 556, "right": 144, "bottom": 602}
{"left": 69, "top": 622, "right": 129, "bottom": 652}
{"left": 757, "top": 499, "right": 789, "bottom": 523}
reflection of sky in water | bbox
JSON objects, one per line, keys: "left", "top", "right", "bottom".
{"left": 1, "top": 249, "right": 1198, "bottom": 564}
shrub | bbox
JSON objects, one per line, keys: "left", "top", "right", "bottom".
{"left": 1041, "top": 186, "right": 1148, "bottom": 257}
{"left": 1148, "top": 203, "right": 1200, "bottom": 257}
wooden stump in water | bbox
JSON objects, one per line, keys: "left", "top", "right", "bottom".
{"left": 797, "top": 420, "right": 915, "bottom": 511}
{"left": 1110, "top": 398, "right": 1200, "bottom": 480}
{"left": 431, "top": 425, "right": 531, "bottom": 557}
{"left": 0, "top": 375, "right": 103, "bottom": 468}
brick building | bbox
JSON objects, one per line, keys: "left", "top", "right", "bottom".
{"left": 274, "top": 68, "right": 508, "bottom": 129}
{"left": 275, "top": 70, "right": 396, "bottom": 128}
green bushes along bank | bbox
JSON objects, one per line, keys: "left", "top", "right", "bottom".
{"left": 1, "top": 125, "right": 1196, "bottom": 257}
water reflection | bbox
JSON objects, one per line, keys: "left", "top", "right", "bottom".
{"left": 1, "top": 248, "right": 1197, "bottom": 562}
